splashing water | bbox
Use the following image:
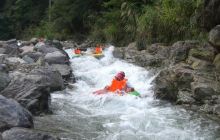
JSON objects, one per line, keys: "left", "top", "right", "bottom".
{"left": 35, "top": 46, "right": 220, "bottom": 140}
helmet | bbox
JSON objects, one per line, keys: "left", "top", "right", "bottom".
{"left": 115, "top": 71, "right": 125, "bottom": 80}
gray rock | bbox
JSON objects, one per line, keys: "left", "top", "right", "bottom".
{"left": 1, "top": 66, "right": 64, "bottom": 115}
{"left": 0, "top": 95, "right": 33, "bottom": 132}
{"left": 0, "top": 44, "right": 20, "bottom": 56}
{"left": 0, "top": 72, "right": 10, "bottom": 92}
{"left": 200, "top": 104, "right": 214, "bottom": 114}
{"left": 192, "top": 82, "right": 217, "bottom": 101}
{"left": 5, "top": 57, "right": 26, "bottom": 64}
{"left": 51, "top": 64, "right": 72, "bottom": 79}
{"left": 177, "top": 90, "right": 195, "bottom": 104}
{"left": 22, "top": 56, "right": 35, "bottom": 64}
{"left": 2, "top": 128, "right": 59, "bottom": 140}
{"left": 36, "top": 45, "right": 59, "bottom": 54}
{"left": 45, "top": 51, "right": 68, "bottom": 64}
{"left": 209, "top": 25, "right": 220, "bottom": 48}
{"left": 134, "top": 53, "right": 163, "bottom": 67}
{"left": 170, "top": 41, "right": 199, "bottom": 63}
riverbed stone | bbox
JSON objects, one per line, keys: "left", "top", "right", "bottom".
{"left": 0, "top": 95, "right": 33, "bottom": 132}
{"left": 2, "top": 128, "right": 59, "bottom": 140}
{"left": 45, "top": 51, "right": 68, "bottom": 65}
{"left": 176, "top": 90, "right": 196, "bottom": 105}
{"left": 50, "top": 64, "right": 72, "bottom": 79}
{"left": 209, "top": 25, "right": 220, "bottom": 49}
{"left": 171, "top": 41, "right": 199, "bottom": 63}
{"left": 192, "top": 82, "right": 217, "bottom": 101}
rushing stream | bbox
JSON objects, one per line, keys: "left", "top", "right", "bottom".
{"left": 35, "top": 46, "right": 220, "bottom": 140}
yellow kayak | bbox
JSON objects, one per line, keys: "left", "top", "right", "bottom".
{"left": 93, "top": 53, "right": 104, "bottom": 58}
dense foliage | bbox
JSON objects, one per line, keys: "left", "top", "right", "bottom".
{"left": 0, "top": 0, "right": 217, "bottom": 46}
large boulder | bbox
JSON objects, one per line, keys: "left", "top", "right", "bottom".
{"left": 170, "top": 41, "right": 199, "bottom": 63}
{"left": 0, "top": 95, "right": 33, "bottom": 132}
{"left": 191, "top": 82, "right": 217, "bottom": 102}
{"left": 0, "top": 66, "right": 64, "bottom": 115}
{"left": 2, "top": 128, "right": 59, "bottom": 140}
{"left": 45, "top": 51, "right": 69, "bottom": 65}
{"left": 209, "top": 25, "right": 220, "bottom": 49}
{"left": 51, "top": 64, "right": 72, "bottom": 79}
{"left": 134, "top": 52, "right": 163, "bottom": 68}
{"left": 154, "top": 64, "right": 194, "bottom": 102}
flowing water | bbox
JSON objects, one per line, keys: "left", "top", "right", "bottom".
{"left": 35, "top": 46, "right": 220, "bottom": 140}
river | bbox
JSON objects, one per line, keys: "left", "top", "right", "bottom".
{"left": 35, "top": 46, "right": 220, "bottom": 140}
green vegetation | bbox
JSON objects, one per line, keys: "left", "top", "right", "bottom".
{"left": 0, "top": 0, "right": 209, "bottom": 46}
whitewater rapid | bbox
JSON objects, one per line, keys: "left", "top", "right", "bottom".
{"left": 35, "top": 46, "right": 220, "bottom": 140}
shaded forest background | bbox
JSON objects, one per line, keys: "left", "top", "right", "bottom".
{"left": 0, "top": 0, "right": 219, "bottom": 46}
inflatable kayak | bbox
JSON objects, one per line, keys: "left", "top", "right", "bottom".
{"left": 72, "top": 54, "right": 81, "bottom": 58}
{"left": 93, "top": 53, "right": 104, "bottom": 59}
{"left": 93, "top": 89, "right": 140, "bottom": 97}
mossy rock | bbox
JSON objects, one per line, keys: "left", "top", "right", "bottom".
{"left": 189, "top": 48, "right": 215, "bottom": 62}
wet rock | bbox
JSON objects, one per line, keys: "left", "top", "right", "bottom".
{"left": 200, "top": 104, "right": 214, "bottom": 114}
{"left": 45, "top": 51, "right": 69, "bottom": 65}
{"left": 209, "top": 25, "right": 220, "bottom": 49}
{"left": 51, "top": 64, "right": 72, "bottom": 79}
{"left": 113, "top": 47, "right": 125, "bottom": 59}
{"left": 192, "top": 82, "right": 217, "bottom": 101}
{"left": 170, "top": 41, "right": 199, "bottom": 63}
{"left": 154, "top": 69, "right": 178, "bottom": 102}
{"left": 0, "top": 95, "right": 33, "bottom": 132}
{"left": 2, "top": 128, "right": 59, "bottom": 140}
{"left": 214, "top": 54, "right": 220, "bottom": 70}
{"left": 0, "top": 72, "right": 10, "bottom": 92}
{"left": 176, "top": 90, "right": 196, "bottom": 104}
{"left": 154, "top": 64, "right": 194, "bottom": 102}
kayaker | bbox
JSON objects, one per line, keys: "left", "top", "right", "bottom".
{"left": 94, "top": 44, "right": 102, "bottom": 54}
{"left": 104, "top": 71, "right": 134, "bottom": 94}
{"left": 74, "top": 48, "right": 81, "bottom": 54}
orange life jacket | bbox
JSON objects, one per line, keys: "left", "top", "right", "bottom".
{"left": 108, "top": 78, "right": 127, "bottom": 92}
{"left": 95, "top": 47, "right": 102, "bottom": 54}
{"left": 74, "top": 49, "right": 81, "bottom": 54}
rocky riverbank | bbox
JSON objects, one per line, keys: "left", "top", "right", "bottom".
{"left": 0, "top": 38, "right": 73, "bottom": 139}
{"left": 113, "top": 25, "right": 220, "bottom": 119}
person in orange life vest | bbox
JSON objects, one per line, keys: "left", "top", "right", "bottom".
{"left": 94, "top": 44, "right": 102, "bottom": 54}
{"left": 74, "top": 48, "right": 81, "bottom": 54}
{"left": 104, "top": 71, "right": 134, "bottom": 94}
